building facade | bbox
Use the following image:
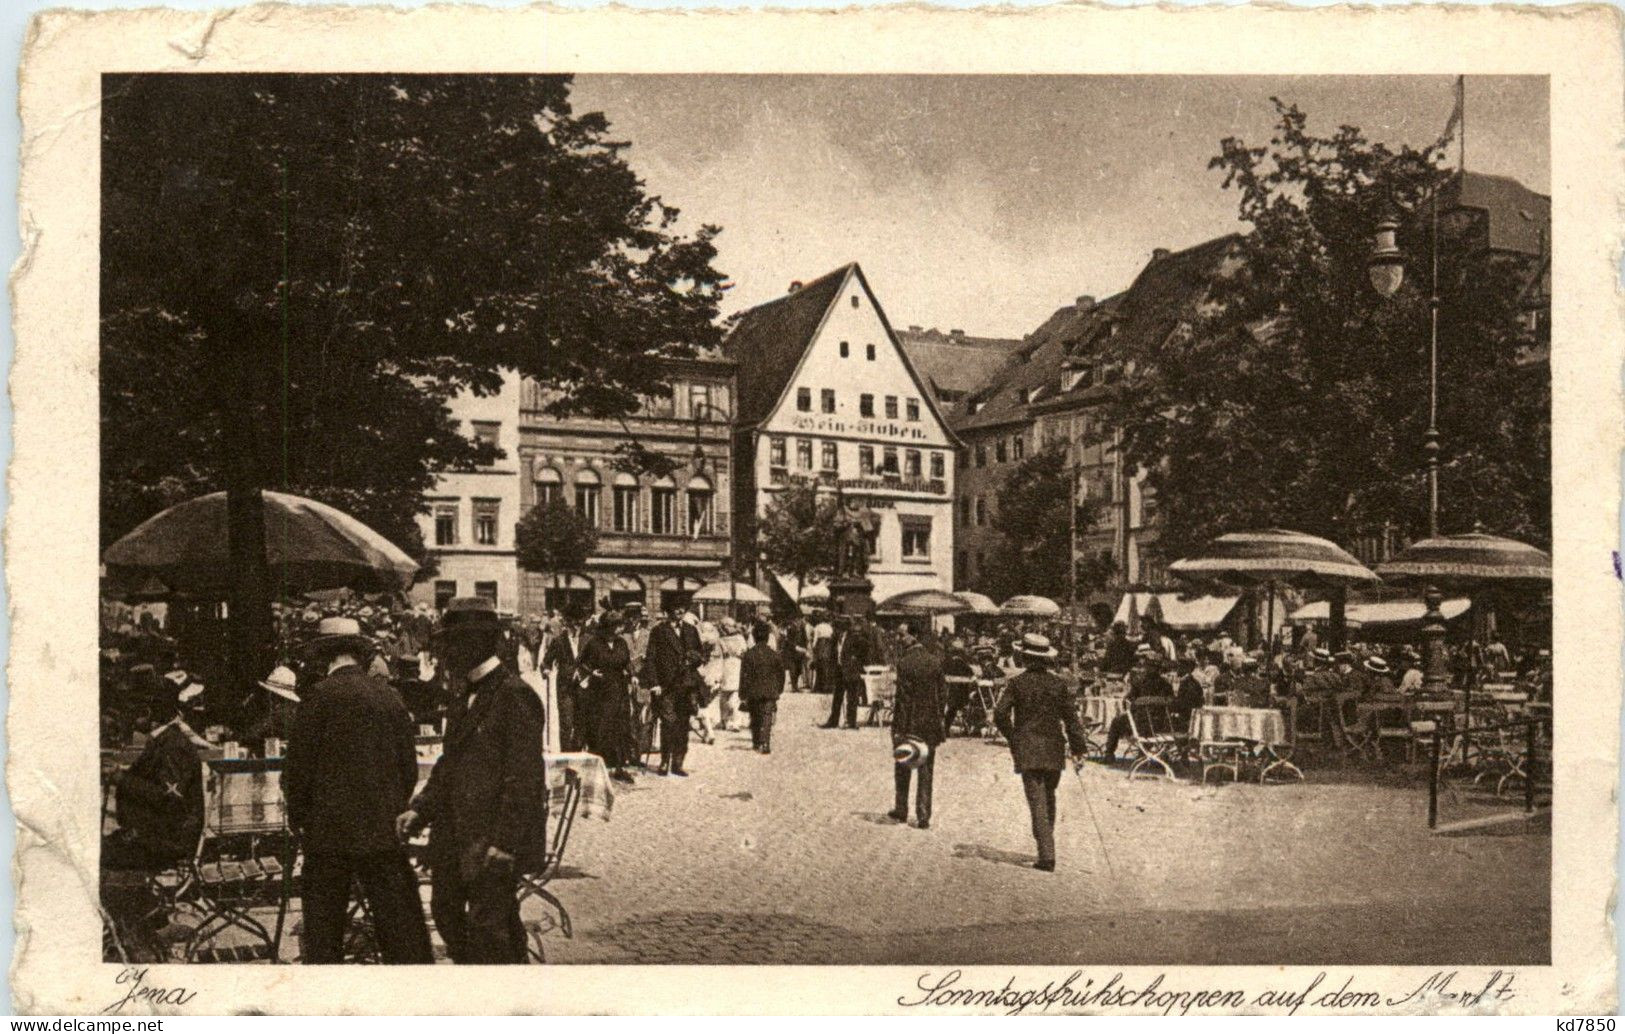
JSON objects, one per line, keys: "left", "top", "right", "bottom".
{"left": 726, "top": 263, "right": 959, "bottom": 604}
{"left": 410, "top": 370, "right": 525, "bottom": 613}
{"left": 517, "top": 356, "right": 736, "bottom": 618}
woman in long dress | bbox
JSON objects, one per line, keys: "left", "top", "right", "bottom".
{"left": 694, "top": 616, "right": 722, "bottom": 745}
{"left": 580, "top": 611, "right": 637, "bottom": 783}
{"left": 716, "top": 618, "right": 748, "bottom": 732}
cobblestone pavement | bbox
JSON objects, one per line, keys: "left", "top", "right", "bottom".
{"left": 543, "top": 693, "right": 1549, "bottom": 965}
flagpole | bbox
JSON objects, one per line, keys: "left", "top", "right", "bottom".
{"left": 1458, "top": 75, "right": 1466, "bottom": 172}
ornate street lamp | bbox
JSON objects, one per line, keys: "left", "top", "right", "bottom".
{"left": 1368, "top": 187, "right": 1450, "bottom": 695}
{"left": 1367, "top": 215, "right": 1406, "bottom": 299}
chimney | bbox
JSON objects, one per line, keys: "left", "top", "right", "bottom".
{"left": 1074, "top": 295, "right": 1096, "bottom": 310}
{"left": 1152, "top": 248, "right": 1171, "bottom": 262}
{"left": 949, "top": 329, "right": 965, "bottom": 338}
{"left": 787, "top": 280, "right": 804, "bottom": 294}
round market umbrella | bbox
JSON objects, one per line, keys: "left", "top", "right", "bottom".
{"left": 952, "top": 590, "right": 1000, "bottom": 615}
{"left": 103, "top": 490, "right": 419, "bottom": 595}
{"left": 1170, "top": 528, "right": 1379, "bottom": 666}
{"left": 691, "top": 580, "right": 771, "bottom": 605}
{"left": 999, "top": 594, "right": 1061, "bottom": 618}
{"left": 1377, "top": 531, "right": 1551, "bottom": 743}
{"left": 1376, "top": 532, "right": 1551, "bottom": 586}
{"left": 876, "top": 589, "right": 972, "bottom": 616}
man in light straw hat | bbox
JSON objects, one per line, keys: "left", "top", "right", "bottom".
{"left": 400, "top": 597, "right": 547, "bottom": 963}
{"left": 994, "top": 633, "right": 1088, "bottom": 872}
{"left": 284, "top": 616, "right": 431, "bottom": 964}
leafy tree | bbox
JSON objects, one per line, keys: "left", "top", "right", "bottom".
{"left": 101, "top": 74, "right": 728, "bottom": 694}
{"left": 756, "top": 478, "right": 841, "bottom": 585}
{"left": 515, "top": 500, "right": 599, "bottom": 597}
{"left": 975, "top": 445, "right": 1106, "bottom": 603}
{"left": 1105, "top": 99, "right": 1549, "bottom": 564}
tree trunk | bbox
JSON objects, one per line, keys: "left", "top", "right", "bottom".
{"left": 1328, "top": 586, "right": 1348, "bottom": 652}
{"left": 216, "top": 346, "right": 275, "bottom": 724}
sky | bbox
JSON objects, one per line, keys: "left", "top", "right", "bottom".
{"left": 569, "top": 75, "right": 1549, "bottom": 339}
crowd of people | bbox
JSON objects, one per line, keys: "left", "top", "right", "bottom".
{"left": 98, "top": 588, "right": 1553, "bottom": 958}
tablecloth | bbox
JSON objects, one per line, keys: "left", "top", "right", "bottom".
{"left": 1080, "top": 696, "right": 1129, "bottom": 727}
{"left": 1190, "top": 706, "right": 1288, "bottom": 747}
{"left": 413, "top": 749, "right": 614, "bottom": 822}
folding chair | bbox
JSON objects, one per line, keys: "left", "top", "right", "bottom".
{"left": 863, "top": 666, "right": 896, "bottom": 727}
{"left": 184, "top": 757, "right": 295, "bottom": 963}
{"left": 519, "top": 768, "right": 583, "bottom": 962}
{"left": 1335, "top": 692, "right": 1377, "bottom": 761}
{"left": 1126, "top": 700, "right": 1181, "bottom": 781}
{"left": 974, "top": 678, "right": 1006, "bottom": 742}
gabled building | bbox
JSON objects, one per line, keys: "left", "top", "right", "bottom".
{"left": 724, "top": 263, "right": 961, "bottom": 603}
{"left": 951, "top": 235, "right": 1247, "bottom": 605}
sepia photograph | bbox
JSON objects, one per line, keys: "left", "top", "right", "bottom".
{"left": 90, "top": 69, "right": 1555, "bottom": 972}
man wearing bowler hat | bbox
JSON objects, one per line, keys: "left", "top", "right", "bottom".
{"left": 398, "top": 598, "right": 548, "bottom": 964}
{"left": 284, "top": 616, "right": 432, "bottom": 964}
{"left": 994, "top": 633, "right": 1088, "bottom": 871}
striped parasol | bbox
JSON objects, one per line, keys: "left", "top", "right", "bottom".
{"left": 999, "top": 594, "right": 1062, "bottom": 618}
{"left": 876, "top": 589, "right": 972, "bottom": 616}
{"left": 103, "top": 490, "right": 419, "bottom": 594}
{"left": 1376, "top": 532, "right": 1551, "bottom": 585}
{"left": 1169, "top": 528, "right": 1379, "bottom": 588}
{"left": 952, "top": 590, "right": 1000, "bottom": 615}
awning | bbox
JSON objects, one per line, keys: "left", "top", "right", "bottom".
{"left": 1113, "top": 592, "right": 1239, "bottom": 632}
{"left": 1153, "top": 594, "right": 1240, "bottom": 632}
{"left": 772, "top": 573, "right": 830, "bottom": 602}
{"left": 1290, "top": 597, "right": 1471, "bottom": 628}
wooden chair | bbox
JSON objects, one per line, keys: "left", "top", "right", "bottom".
{"left": 183, "top": 757, "right": 294, "bottom": 963}
{"left": 519, "top": 768, "right": 583, "bottom": 962}
{"left": 1125, "top": 699, "right": 1181, "bottom": 781}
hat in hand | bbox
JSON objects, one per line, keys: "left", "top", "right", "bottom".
{"left": 893, "top": 737, "right": 932, "bottom": 769}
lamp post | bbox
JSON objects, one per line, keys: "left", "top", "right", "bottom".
{"left": 1368, "top": 184, "right": 1450, "bottom": 695}
{"left": 691, "top": 401, "right": 736, "bottom": 617}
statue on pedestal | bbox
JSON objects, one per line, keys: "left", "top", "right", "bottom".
{"left": 832, "top": 494, "right": 878, "bottom": 581}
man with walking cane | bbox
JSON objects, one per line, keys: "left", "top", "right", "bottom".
{"left": 993, "top": 633, "right": 1088, "bottom": 872}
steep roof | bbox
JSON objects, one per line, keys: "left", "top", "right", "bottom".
{"left": 1441, "top": 170, "right": 1550, "bottom": 256}
{"left": 951, "top": 294, "right": 1125, "bottom": 433}
{"left": 722, "top": 263, "right": 962, "bottom": 446}
{"left": 722, "top": 264, "right": 852, "bottom": 428}
{"left": 894, "top": 328, "right": 1024, "bottom": 402}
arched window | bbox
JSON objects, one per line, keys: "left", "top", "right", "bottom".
{"left": 686, "top": 475, "right": 714, "bottom": 535}
{"left": 650, "top": 475, "right": 677, "bottom": 535}
{"left": 534, "top": 465, "right": 563, "bottom": 508}
{"left": 612, "top": 472, "right": 639, "bottom": 532}
{"left": 574, "top": 469, "right": 601, "bottom": 527}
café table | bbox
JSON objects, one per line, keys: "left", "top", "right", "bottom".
{"left": 1189, "top": 706, "right": 1299, "bottom": 783}
{"left": 413, "top": 749, "right": 614, "bottom": 822}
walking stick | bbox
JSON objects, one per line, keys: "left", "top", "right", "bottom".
{"left": 1069, "top": 762, "right": 1116, "bottom": 880}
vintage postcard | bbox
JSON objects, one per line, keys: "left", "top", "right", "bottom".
{"left": 9, "top": 1, "right": 1621, "bottom": 1016}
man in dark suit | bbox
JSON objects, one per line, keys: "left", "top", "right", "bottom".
{"left": 399, "top": 598, "right": 548, "bottom": 964}
{"left": 645, "top": 605, "right": 700, "bottom": 776}
{"left": 103, "top": 675, "right": 210, "bottom": 871}
{"left": 782, "top": 615, "right": 809, "bottom": 692}
{"left": 739, "top": 620, "right": 787, "bottom": 753}
{"left": 993, "top": 633, "right": 1089, "bottom": 872}
{"left": 284, "top": 616, "right": 432, "bottom": 964}
{"left": 889, "top": 626, "right": 947, "bottom": 828}
{"left": 823, "top": 616, "right": 870, "bottom": 729}
{"left": 541, "top": 614, "right": 586, "bottom": 751}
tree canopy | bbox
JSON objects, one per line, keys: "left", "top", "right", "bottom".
{"left": 101, "top": 73, "right": 729, "bottom": 557}
{"left": 755, "top": 478, "right": 841, "bottom": 584}
{"left": 1103, "top": 100, "right": 1549, "bottom": 564}
{"left": 971, "top": 444, "right": 1108, "bottom": 603}
{"left": 515, "top": 499, "right": 598, "bottom": 581}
